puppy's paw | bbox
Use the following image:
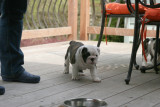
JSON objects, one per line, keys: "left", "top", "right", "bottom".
{"left": 93, "top": 77, "right": 101, "bottom": 82}
{"left": 72, "top": 76, "right": 80, "bottom": 80}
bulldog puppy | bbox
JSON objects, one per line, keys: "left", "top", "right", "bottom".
{"left": 64, "top": 41, "right": 101, "bottom": 82}
{"left": 142, "top": 38, "right": 160, "bottom": 67}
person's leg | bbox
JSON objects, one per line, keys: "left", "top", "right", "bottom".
{"left": 0, "top": 0, "right": 5, "bottom": 95}
{"left": 0, "top": 0, "right": 40, "bottom": 83}
{"left": 0, "top": 0, "right": 2, "bottom": 15}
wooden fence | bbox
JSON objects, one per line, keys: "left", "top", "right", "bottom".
{"left": 22, "top": 0, "right": 159, "bottom": 42}
{"left": 22, "top": 0, "right": 77, "bottom": 40}
{"left": 80, "top": 0, "right": 159, "bottom": 40}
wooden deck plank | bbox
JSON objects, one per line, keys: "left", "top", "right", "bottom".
{"left": 0, "top": 58, "right": 130, "bottom": 106}
{"left": 2, "top": 67, "right": 157, "bottom": 107}
{"left": 0, "top": 44, "right": 136, "bottom": 100}
{"left": 0, "top": 41, "right": 159, "bottom": 107}
{"left": 0, "top": 67, "right": 125, "bottom": 107}
{"left": 19, "top": 69, "right": 158, "bottom": 107}
{"left": 0, "top": 46, "right": 132, "bottom": 92}
{"left": 104, "top": 77, "right": 160, "bottom": 107}
{"left": 153, "top": 102, "right": 160, "bottom": 107}
{"left": 118, "top": 83, "right": 160, "bottom": 107}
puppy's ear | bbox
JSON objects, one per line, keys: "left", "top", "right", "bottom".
{"left": 82, "top": 47, "right": 88, "bottom": 54}
{"left": 97, "top": 47, "right": 100, "bottom": 54}
{"left": 81, "top": 47, "right": 89, "bottom": 63}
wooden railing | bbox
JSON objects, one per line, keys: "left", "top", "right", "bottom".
{"left": 22, "top": 0, "right": 159, "bottom": 42}
{"left": 80, "top": 0, "right": 159, "bottom": 40}
{"left": 22, "top": 0, "right": 78, "bottom": 40}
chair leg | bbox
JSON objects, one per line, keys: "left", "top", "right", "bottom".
{"left": 133, "top": 37, "right": 141, "bottom": 70}
{"left": 134, "top": 61, "right": 139, "bottom": 70}
{"left": 125, "top": 22, "right": 140, "bottom": 85}
{"left": 133, "top": 24, "right": 141, "bottom": 70}
{"left": 97, "top": 14, "right": 106, "bottom": 47}
{"left": 154, "top": 25, "right": 159, "bottom": 74}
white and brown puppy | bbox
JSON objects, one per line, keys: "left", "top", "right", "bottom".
{"left": 64, "top": 41, "right": 101, "bottom": 82}
{"left": 142, "top": 38, "right": 160, "bottom": 67}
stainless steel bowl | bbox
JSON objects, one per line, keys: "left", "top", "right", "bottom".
{"left": 63, "top": 98, "right": 107, "bottom": 107}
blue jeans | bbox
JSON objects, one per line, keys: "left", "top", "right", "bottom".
{"left": 0, "top": 0, "right": 27, "bottom": 78}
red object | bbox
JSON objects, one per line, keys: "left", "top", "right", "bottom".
{"left": 144, "top": 8, "right": 160, "bottom": 21}
{"left": 105, "top": 3, "right": 146, "bottom": 15}
{"left": 105, "top": 17, "right": 107, "bottom": 45}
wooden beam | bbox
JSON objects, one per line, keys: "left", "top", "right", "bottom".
{"left": 68, "top": 0, "right": 78, "bottom": 40}
{"left": 22, "top": 27, "right": 72, "bottom": 40}
{"left": 80, "top": 0, "right": 90, "bottom": 40}
{"left": 87, "top": 26, "right": 159, "bottom": 37}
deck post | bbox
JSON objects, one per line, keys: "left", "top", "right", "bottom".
{"left": 68, "top": 0, "right": 78, "bottom": 40}
{"left": 80, "top": 0, "right": 90, "bottom": 40}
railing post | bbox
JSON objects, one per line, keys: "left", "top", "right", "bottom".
{"left": 68, "top": 0, "right": 78, "bottom": 40}
{"left": 80, "top": 0, "right": 90, "bottom": 40}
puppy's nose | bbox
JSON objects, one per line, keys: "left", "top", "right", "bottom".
{"left": 91, "top": 58, "right": 94, "bottom": 62}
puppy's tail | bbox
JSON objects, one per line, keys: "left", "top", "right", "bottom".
{"left": 65, "top": 41, "right": 75, "bottom": 60}
{"left": 65, "top": 47, "right": 70, "bottom": 60}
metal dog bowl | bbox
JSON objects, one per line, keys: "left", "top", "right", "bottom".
{"left": 63, "top": 98, "right": 107, "bottom": 107}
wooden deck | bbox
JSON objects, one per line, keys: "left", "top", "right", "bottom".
{"left": 0, "top": 41, "right": 160, "bottom": 107}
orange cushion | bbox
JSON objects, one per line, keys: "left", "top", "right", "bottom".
{"left": 144, "top": 8, "right": 160, "bottom": 21}
{"left": 105, "top": 3, "right": 146, "bottom": 14}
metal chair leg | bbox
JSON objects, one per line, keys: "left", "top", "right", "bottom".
{"left": 133, "top": 41, "right": 140, "bottom": 70}
{"left": 133, "top": 24, "right": 141, "bottom": 70}
{"left": 125, "top": 34, "right": 139, "bottom": 84}
{"left": 154, "top": 25, "right": 160, "bottom": 74}
{"left": 125, "top": 18, "right": 140, "bottom": 84}
{"left": 97, "top": 14, "right": 106, "bottom": 47}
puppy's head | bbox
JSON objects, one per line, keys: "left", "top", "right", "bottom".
{"left": 81, "top": 46, "right": 100, "bottom": 65}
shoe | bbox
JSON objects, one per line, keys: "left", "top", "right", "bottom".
{"left": 2, "top": 71, "right": 40, "bottom": 83}
{"left": 0, "top": 86, "right": 5, "bottom": 95}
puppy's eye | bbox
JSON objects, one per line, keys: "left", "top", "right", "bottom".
{"left": 96, "top": 55, "right": 98, "bottom": 57}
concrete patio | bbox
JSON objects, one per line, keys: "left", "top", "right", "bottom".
{"left": 0, "top": 41, "right": 160, "bottom": 107}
